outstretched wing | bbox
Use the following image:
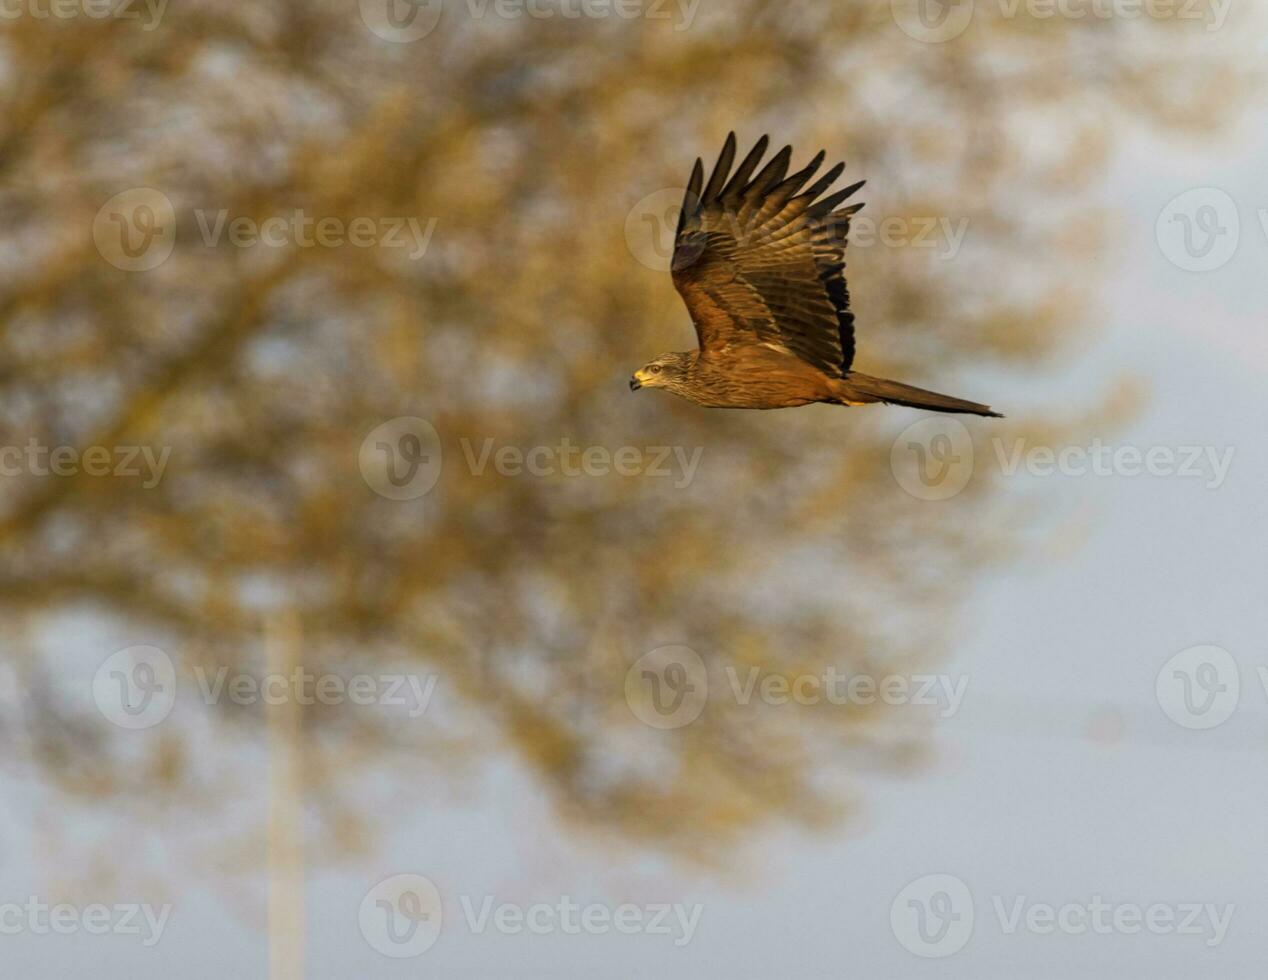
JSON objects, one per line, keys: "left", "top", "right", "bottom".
{"left": 671, "top": 133, "right": 865, "bottom": 377}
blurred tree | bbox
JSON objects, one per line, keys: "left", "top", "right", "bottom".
{"left": 0, "top": 0, "right": 1256, "bottom": 869}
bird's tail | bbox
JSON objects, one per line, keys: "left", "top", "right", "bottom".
{"left": 839, "top": 373, "right": 1003, "bottom": 418}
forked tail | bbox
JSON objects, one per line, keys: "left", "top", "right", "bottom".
{"left": 841, "top": 372, "right": 1003, "bottom": 418}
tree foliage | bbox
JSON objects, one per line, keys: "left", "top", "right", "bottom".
{"left": 0, "top": 0, "right": 1255, "bottom": 868}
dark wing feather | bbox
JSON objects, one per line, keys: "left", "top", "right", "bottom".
{"left": 671, "top": 133, "right": 865, "bottom": 376}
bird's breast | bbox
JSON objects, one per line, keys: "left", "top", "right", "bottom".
{"left": 686, "top": 350, "right": 837, "bottom": 409}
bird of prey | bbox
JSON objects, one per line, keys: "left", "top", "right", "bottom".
{"left": 630, "top": 133, "right": 1002, "bottom": 418}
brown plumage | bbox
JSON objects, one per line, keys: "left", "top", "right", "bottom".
{"left": 630, "top": 133, "right": 1002, "bottom": 418}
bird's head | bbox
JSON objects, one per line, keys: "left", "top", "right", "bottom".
{"left": 630, "top": 352, "right": 693, "bottom": 392}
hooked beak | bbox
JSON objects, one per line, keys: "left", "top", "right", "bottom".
{"left": 629, "top": 375, "right": 643, "bottom": 391}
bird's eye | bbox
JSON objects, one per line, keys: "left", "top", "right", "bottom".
{"left": 650, "top": 365, "right": 662, "bottom": 374}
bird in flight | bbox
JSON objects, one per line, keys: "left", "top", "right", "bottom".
{"left": 630, "top": 133, "right": 1002, "bottom": 418}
